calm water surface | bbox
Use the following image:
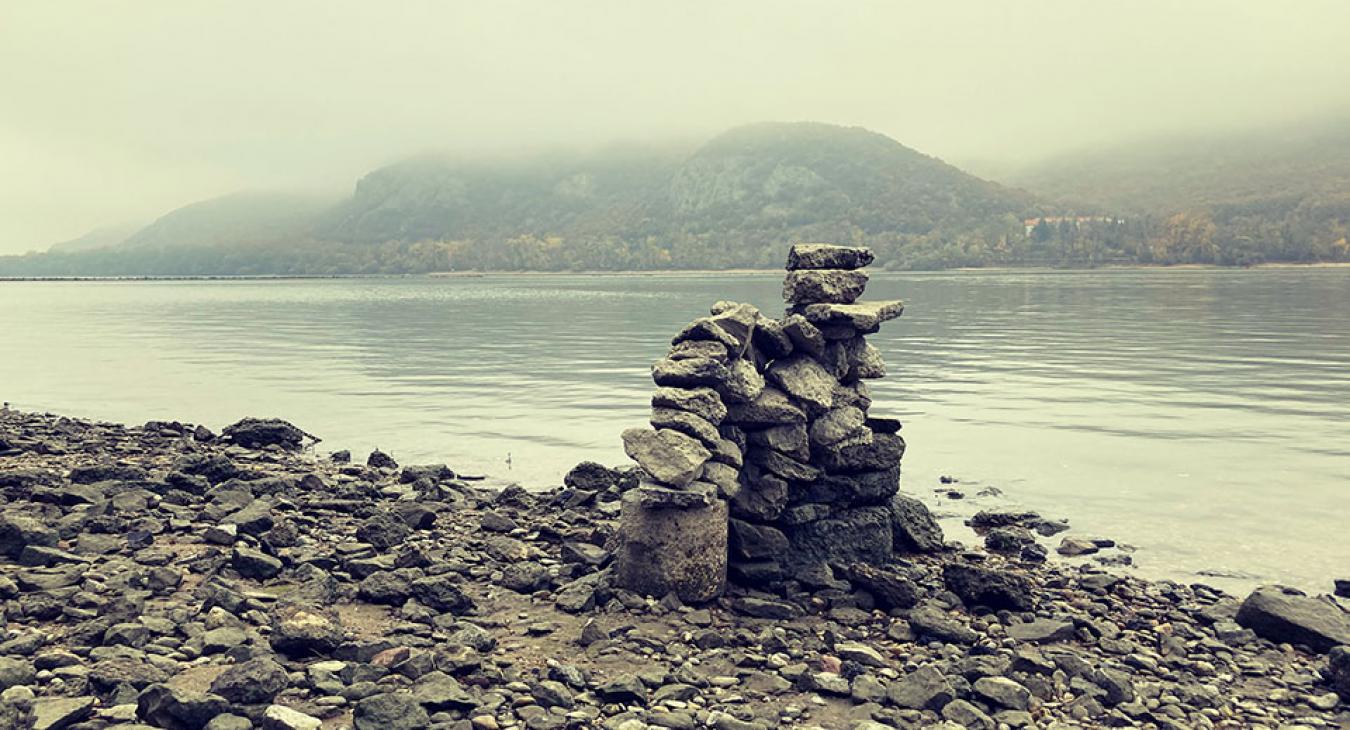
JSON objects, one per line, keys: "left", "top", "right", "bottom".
{"left": 3, "top": 269, "right": 1348, "bottom": 594}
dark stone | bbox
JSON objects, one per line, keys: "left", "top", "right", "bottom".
{"left": 886, "top": 665, "right": 953, "bottom": 711}
{"left": 908, "top": 605, "right": 980, "bottom": 644}
{"left": 783, "top": 506, "right": 893, "bottom": 569}
{"left": 847, "top": 562, "right": 920, "bottom": 609}
{"left": 231, "top": 547, "right": 283, "bottom": 580}
{"left": 728, "top": 519, "right": 789, "bottom": 561}
{"left": 943, "top": 562, "right": 1036, "bottom": 612}
{"left": 890, "top": 494, "right": 944, "bottom": 553}
{"left": 69, "top": 462, "right": 148, "bottom": 484}
{"left": 410, "top": 574, "right": 475, "bottom": 614}
{"left": 353, "top": 692, "right": 430, "bottom": 730}
{"left": 597, "top": 675, "right": 648, "bottom": 706}
{"left": 366, "top": 449, "right": 398, "bottom": 469}
{"left": 137, "top": 684, "right": 230, "bottom": 730}
{"left": 563, "top": 461, "right": 632, "bottom": 491}
{"left": 208, "top": 657, "right": 289, "bottom": 705}
{"left": 802, "top": 468, "right": 899, "bottom": 507}
{"left": 814, "top": 432, "right": 904, "bottom": 473}
{"left": 1235, "top": 585, "right": 1350, "bottom": 653}
{"left": 0, "top": 512, "right": 58, "bottom": 558}
{"left": 221, "top": 418, "right": 310, "bottom": 450}
{"left": 355, "top": 512, "right": 411, "bottom": 549}
{"left": 1329, "top": 645, "right": 1350, "bottom": 700}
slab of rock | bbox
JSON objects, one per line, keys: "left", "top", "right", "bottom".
{"left": 652, "top": 387, "right": 727, "bottom": 424}
{"left": 786, "top": 243, "right": 875, "bottom": 271}
{"left": 720, "top": 358, "right": 766, "bottom": 404}
{"left": 802, "top": 300, "right": 904, "bottom": 331}
{"left": 0, "top": 513, "right": 58, "bottom": 558}
{"left": 31, "top": 696, "right": 94, "bottom": 730}
{"left": 766, "top": 355, "right": 836, "bottom": 414}
{"left": 621, "top": 428, "right": 710, "bottom": 488}
{"left": 1008, "top": 618, "right": 1076, "bottom": 644}
{"left": 1330, "top": 646, "right": 1350, "bottom": 700}
{"left": 725, "top": 386, "right": 806, "bottom": 427}
{"left": 1235, "top": 585, "right": 1350, "bottom": 652}
{"left": 136, "top": 684, "right": 230, "bottom": 730}
{"left": 262, "top": 704, "right": 322, "bottom": 730}
{"left": 614, "top": 490, "right": 727, "bottom": 603}
{"left": 886, "top": 665, "right": 953, "bottom": 711}
{"left": 651, "top": 357, "right": 729, "bottom": 388}
{"left": 783, "top": 269, "right": 869, "bottom": 305}
{"left": 650, "top": 408, "right": 720, "bottom": 448}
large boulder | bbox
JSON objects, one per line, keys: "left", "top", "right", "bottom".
{"left": 137, "top": 684, "right": 230, "bottom": 730}
{"left": 614, "top": 490, "right": 727, "bottom": 603}
{"left": 891, "top": 494, "right": 945, "bottom": 553}
{"left": 943, "top": 562, "right": 1035, "bottom": 612}
{"left": 621, "top": 428, "right": 710, "bottom": 488}
{"left": 208, "top": 657, "right": 290, "bottom": 705}
{"left": 0, "top": 512, "right": 58, "bottom": 559}
{"left": 1235, "top": 585, "right": 1350, "bottom": 653}
{"left": 269, "top": 603, "right": 346, "bottom": 658}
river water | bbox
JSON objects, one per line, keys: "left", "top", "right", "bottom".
{"left": 2, "top": 268, "right": 1347, "bottom": 594}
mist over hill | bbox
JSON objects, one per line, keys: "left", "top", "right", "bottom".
{"left": 3, "top": 119, "right": 1347, "bottom": 276}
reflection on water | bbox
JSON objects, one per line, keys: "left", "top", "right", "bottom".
{"left": 3, "top": 269, "right": 1348, "bottom": 593}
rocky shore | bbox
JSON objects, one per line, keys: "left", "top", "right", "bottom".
{"left": 1, "top": 408, "right": 1348, "bottom": 730}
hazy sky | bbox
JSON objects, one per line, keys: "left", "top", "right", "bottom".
{"left": 3, "top": 1, "right": 1348, "bottom": 254}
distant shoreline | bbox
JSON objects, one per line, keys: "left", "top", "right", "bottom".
{"left": 2, "top": 261, "right": 1347, "bottom": 282}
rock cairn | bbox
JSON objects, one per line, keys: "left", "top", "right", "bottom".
{"left": 616, "top": 243, "right": 914, "bottom": 601}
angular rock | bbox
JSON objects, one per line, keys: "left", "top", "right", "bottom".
{"left": 221, "top": 418, "right": 309, "bottom": 450}
{"left": 650, "top": 408, "right": 721, "bottom": 448}
{"left": 269, "top": 603, "right": 346, "bottom": 657}
{"left": 621, "top": 428, "right": 710, "bottom": 488}
{"left": 728, "top": 519, "right": 789, "bottom": 562}
{"left": 786, "top": 243, "right": 875, "bottom": 271}
{"left": 261, "top": 705, "right": 322, "bottom": 730}
{"left": 890, "top": 494, "right": 945, "bottom": 553}
{"left": 801, "top": 300, "right": 904, "bottom": 331}
{"left": 783, "top": 506, "right": 893, "bottom": 569}
{"left": 411, "top": 574, "right": 475, "bottom": 614}
{"left": 808, "top": 406, "right": 868, "bottom": 449}
{"left": 651, "top": 357, "right": 729, "bottom": 388}
{"left": 725, "top": 387, "right": 805, "bottom": 427}
{"left": 209, "top": 657, "right": 289, "bottom": 705}
{"left": 354, "top": 692, "right": 430, "bottom": 730}
{"left": 766, "top": 355, "right": 835, "bottom": 414}
{"left": 0, "top": 513, "right": 58, "bottom": 559}
{"left": 651, "top": 387, "right": 727, "bottom": 425}
{"left": 783, "top": 269, "right": 869, "bottom": 305}
{"left": 747, "top": 423, "right": 810, "bottom": 461}
{"left": 943, "top": 563, "right": 1035, "bottom": 612}
{"left": 887, "top": 665, "right": 953, "bottom": 711}
{"left": 719, "top": 358, "right": 765, "bottom": 404}
{"left": 137, "top": 684, "right": 230, "bottom": 730}
{"left": 847, "top": 562, "right": 920, "bottom": 609}
{"left": 1235, "top": 585, "right": 1350, "bottom": 653}
{"left": 31, "top": 697, "right": 94, "bottom": 730}
{"left": 815, "top": 431, "right": 904, "bottom": 473}
{"left": 1008, "top": 618, "right": 1076, "bottom": 644}
{"left": 973, "top": 676, "right": 1032, "bottom": 710}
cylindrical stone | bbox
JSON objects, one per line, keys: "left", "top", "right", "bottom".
{"left": 614, "top": 491, "right": 728, "bottom": 602}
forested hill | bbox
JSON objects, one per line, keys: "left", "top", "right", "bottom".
{"left": 997, "top": 117, "right": 1350, "bottom": 265}
{"left": 0, "top": 123, "right": 1038, "bottom": 275}
{"left": 4, "top": 119, "right": 1348, "bottom": 276}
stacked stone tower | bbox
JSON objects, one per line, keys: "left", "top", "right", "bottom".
{"left": 614, "top": 243, "right": 908, "bottom": 601}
